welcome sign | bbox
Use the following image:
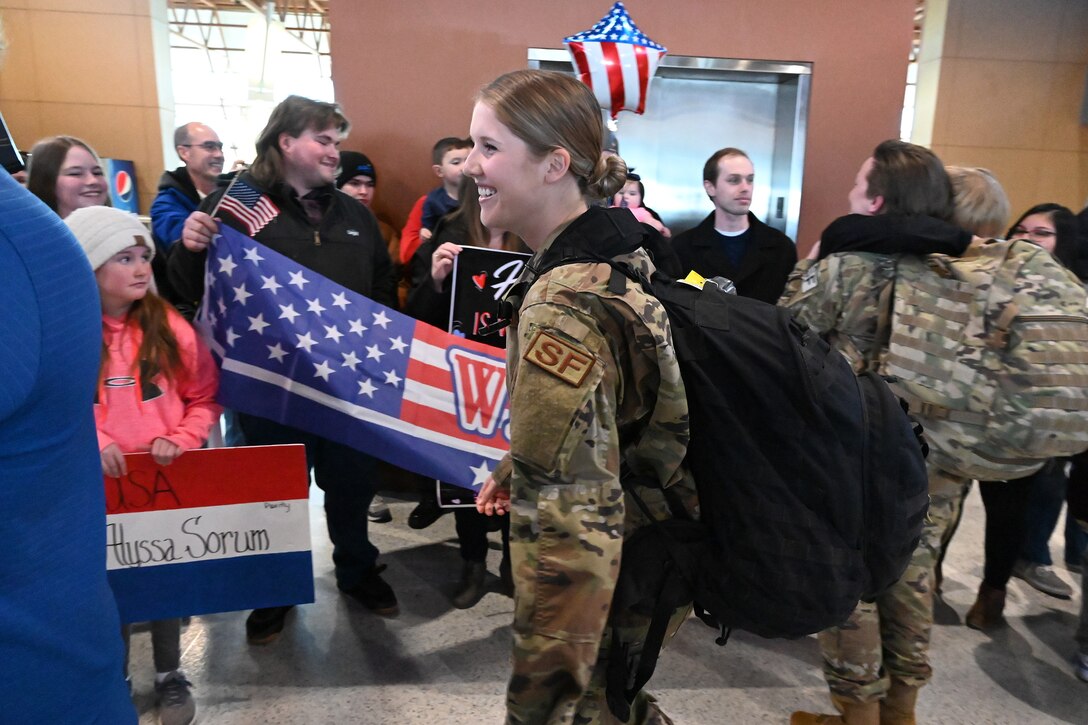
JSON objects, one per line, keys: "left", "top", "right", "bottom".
{"left": 105, "top": 445, "right": 313, "bottom": 623}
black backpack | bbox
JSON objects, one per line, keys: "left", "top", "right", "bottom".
{"left": 514, "top": 209, "right": 930, "bottom": 720}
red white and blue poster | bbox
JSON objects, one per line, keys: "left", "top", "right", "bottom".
{"left": 103, "top": 158, "right": 139, "bottom": 213}
{"left": 105, "top": 445, "right": 313, "bottom": 624}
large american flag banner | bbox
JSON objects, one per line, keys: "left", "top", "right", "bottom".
{"left": 564, "top": 1, "right": 667, "bottom": 119}
{"left": 195, "top": 224, "right": 510, "bottom": 491}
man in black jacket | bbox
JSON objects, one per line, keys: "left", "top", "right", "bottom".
{"left": 169, "top": 95, "right": 398, "bottom": 645}
{"left": 671, "top": 147, "right": 796, "bottom": 303}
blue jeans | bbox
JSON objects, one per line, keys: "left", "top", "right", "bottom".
{"left": 1020, "top": 458, "right": 1088, "bottom": 566}
{"left": 1020, "top": 459, "right": 1067, "bottom": 565}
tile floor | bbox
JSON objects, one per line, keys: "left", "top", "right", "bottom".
{"left": 126, "top": 485, "right": 1088, "bottom": 724}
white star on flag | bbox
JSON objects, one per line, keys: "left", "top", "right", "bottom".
{"left": 296, "top": 332, "right": 317, "bottom": 352}
{"left": 323, "top": 324, "right": 343, "bottom": 343}
{"left": 357, "top": 378, "right": 377, "bottom": 398}
{"left": 331, "top": 292, "right": 350, "bottom": 310}
{"left": 469, "top": 461, "right": 492, "bottom": 487}
{"left": 218, "top": 254, "right": 238, "bottom": 275}
{"left": 372, "top": 310, "right": 391, "bottom": 329}
{"left": 233, "top": 283, "right": 252, "bottom": 305}
{"left": 389, "top": 336, "right": 408, "bottom": 354}
{"left": 267, "top": 343, "right": 288, "bottom": 362}
{"left": 248, "top": 313, "right": 270, "bottom": 334}
{"left": 341, "top": 351, "right": 361, "bottom": 370}
{"left": 225, "top": 327, "right": 240, "bottom": 346}
{"left": 288, "top": 270, "right": 309, "bottom": 289}
{"left": 243, "top": 247, "right": 265, "bottom": 264}
{"left": 278, "top": 304, "right": 300, "bottom": 323}
{"left": 366, "top": 344, "right": 385, "bottom": 362}
{"left": 313, "top": 360, "right": 334, "bottom": 381}
{"left": 383, "top": 369, "right": 402, "bottom": 387}
{"left": 306, "top": 297, "right": 326, "bottom": 315}
{"left": 261, "top": 275, "right": 282, "bottom": 293}
{"left": 349, "top": 319, "right": 367, "bottom": 336}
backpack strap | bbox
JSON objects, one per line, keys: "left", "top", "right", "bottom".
{"left": 604, "top": 470, "right": 701, "bottom": 720}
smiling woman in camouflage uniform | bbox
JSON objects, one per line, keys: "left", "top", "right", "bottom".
{"left": 469, "top": 70, "right": 696, "bottom": 724}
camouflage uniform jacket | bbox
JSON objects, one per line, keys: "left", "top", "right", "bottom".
{"left": 778, "top": 252, "right": 898, "bottom": 371}
{"left": 496, "top": 206, "right": 695, "bottom": 724}
{"left": 777, "top": 213, "right": 969, "bottom": 371}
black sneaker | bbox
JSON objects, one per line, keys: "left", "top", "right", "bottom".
{"left": 155, "top": 671, "right": 196, "bottom": 725}
{"left": 246, "top": 605, "right": 294, "bottom": 645}
{"left": 343, "top": 564, "right": 399, "bottom": 615}
{"left": 408, "top": 497, "right": 446, "bottom": 530}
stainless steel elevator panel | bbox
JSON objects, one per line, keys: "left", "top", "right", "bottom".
{"left": 529, "top": 50, "right": 810, "bottom": 242}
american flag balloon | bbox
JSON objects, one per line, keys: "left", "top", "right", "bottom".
{"left": 564, "top": 2, "right": 666, "bottom": 119}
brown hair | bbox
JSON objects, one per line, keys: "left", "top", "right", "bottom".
{"left": 945, "top": 166, "right": 1010, "bottom": 237}
{"left": 866, "top": 140, "right": 953, "bottom": 220}
{"left": 99, "top": 291, "right": 185, "bottom": 391}
{"left": 702, "top": 147, "right": 750, "bottom": 184}
{"left": 432, "top": 137, "right": 472, "bottom": 166}
{"left": 27, "top": 135, "right": 103, "bottom": 214}
{"left": 477, "top": 70, "right": 626, "bottom": 200}
{"left": 248, "top": 95, "right": 350, "bottom": 188}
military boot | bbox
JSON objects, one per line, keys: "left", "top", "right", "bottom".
{"left": 880, "top": 679, "right": 918, "bottom": 725}
{"left": 965, "top": 581, "right": 1006, "bottom": 631}
{"left": 792, "top": 697, "right": 879, "bottom": 725}
{"left": 451, "top": 560, "right": 488, "bottom": 609}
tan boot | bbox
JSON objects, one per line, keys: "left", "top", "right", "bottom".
{"left": 881, "top": 679, "right": 918, "bottom": 725}
{"left": 965, "top": 582, "right": 1006, "bottom": 631}
{"left": 792, "top": 697, "right": 879, "bottom": 725}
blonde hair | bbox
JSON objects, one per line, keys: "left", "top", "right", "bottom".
{"left": 477, "top": 70, "right": 626, "bottom": 200}
{"left": 945, "top": 166, "right": 1010, "bottom": 237}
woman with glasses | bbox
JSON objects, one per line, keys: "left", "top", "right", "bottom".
{"left": 1008, "top": 203, "right": 1080, "bottom": 267}
{"left": 1003, "top": 203, "right": 1087, "bottom": 603}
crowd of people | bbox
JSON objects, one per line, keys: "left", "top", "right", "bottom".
{"left": 4, "top": 64, "right": 1088, "bottom": 725}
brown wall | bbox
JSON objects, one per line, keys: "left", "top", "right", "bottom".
{"left": 0, "top": 0, "right": 173, "bottom": 215}
{"left": 329, "top": 0, "right": 917, "bottom": 251}
{"left": 914, "top": 0, "right": 1088, "bottom": 223}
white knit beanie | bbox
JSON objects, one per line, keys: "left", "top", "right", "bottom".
{"left": 64, "top": 206, "right": 155, "bottom": 271}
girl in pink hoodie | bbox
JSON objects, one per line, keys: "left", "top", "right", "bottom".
{"left": 66, "top": 206, "right": 221, "bottom": 725}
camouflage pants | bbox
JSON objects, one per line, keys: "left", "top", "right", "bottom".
{"left": 817, "top": 465, "right": 969, "bottom": 703}
{"left": 508, "top": 606, "right": 689, "bottom": 725}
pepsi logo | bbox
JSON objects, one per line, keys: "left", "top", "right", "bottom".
{"left": 114, "top": 170, "right": 133, "bottom": 202}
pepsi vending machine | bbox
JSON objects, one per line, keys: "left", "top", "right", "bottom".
{"left": 103, "top": 158, "right": 138, "bottom": 213}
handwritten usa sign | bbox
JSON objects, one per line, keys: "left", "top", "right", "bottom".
{"left": 105, "top": 445, "right": 312, "bottom": 624}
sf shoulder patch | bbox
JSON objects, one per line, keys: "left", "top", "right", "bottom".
{"left": 524, "top": 329, "right": 596, "bottom": 386}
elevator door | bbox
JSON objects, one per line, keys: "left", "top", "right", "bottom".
{"left": 529, "top": 50, "right": 810, "bottom": 242}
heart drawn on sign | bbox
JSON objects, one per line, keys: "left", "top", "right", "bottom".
{"left": 472, "top": 272, "right": 488, "bottom": 290}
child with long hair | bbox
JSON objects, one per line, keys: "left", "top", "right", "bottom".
{"left": 65, "top": 206, "right": 221, "bottom": 725}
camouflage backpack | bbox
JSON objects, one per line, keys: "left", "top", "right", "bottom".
{"left": 872, "top": 237, "right": 1088, "bottom": 480}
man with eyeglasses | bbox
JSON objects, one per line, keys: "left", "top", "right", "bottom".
{"left": 151, "top": 123, "right": 226, "bottom": 256}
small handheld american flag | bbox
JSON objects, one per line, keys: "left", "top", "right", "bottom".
{"left": 215, "top": 176, "right": 280, "bottom": 237}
